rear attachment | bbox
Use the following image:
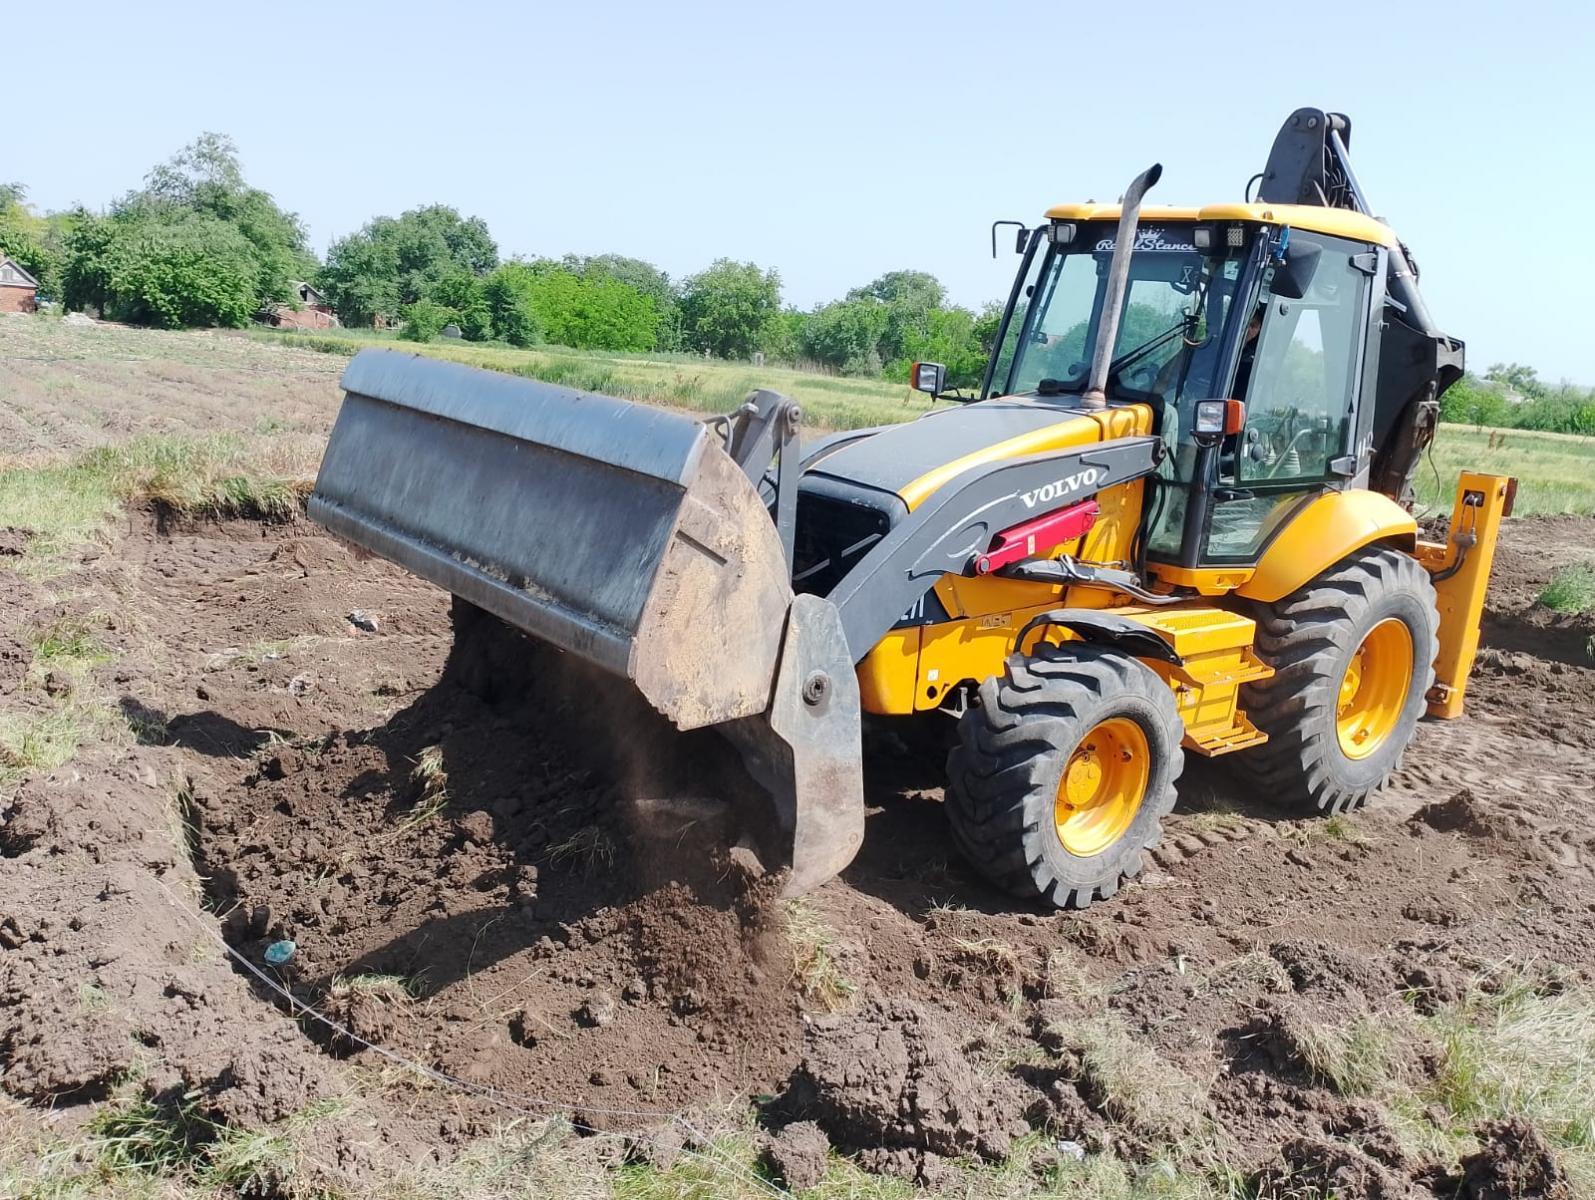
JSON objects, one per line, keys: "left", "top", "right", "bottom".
{"left": 309, "top": 349, "right": 864, "bottom": 893}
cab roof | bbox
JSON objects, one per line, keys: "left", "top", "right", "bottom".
{"left": 1042, "top": 201, "right": 1398, "bottom": 249}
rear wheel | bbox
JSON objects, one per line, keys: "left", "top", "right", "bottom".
{"left": 945, "top": 645, "right": 1183, "bottom": 908}
{"left": 1238, "top": 546, "right": 1438, "bottom": 814}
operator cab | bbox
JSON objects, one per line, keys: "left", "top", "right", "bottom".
{"left": 977, "top": 206, "right": 1393, "bottom": 582}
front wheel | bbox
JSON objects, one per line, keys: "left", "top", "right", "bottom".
{"left": 1238, "top": 545, "right": 1439, "bottom": 814}
{"left": 945, "top": 645, "right": 1184, "bottom": 909}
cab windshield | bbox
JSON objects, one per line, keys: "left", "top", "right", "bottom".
{"left": 991, "top": 224, "right": 1248, "bottom": 407}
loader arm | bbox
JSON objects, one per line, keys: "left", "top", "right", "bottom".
{"left": 823, "top": 436, "right": 1162, "bottom": 661}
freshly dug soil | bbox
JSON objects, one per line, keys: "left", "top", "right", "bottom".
{"left": 784, "top": 996, "right": 1029, "bottom": 1173}
{"left": 1454, "top": 1118, "right": 1574, "bottom": 1200}
{"left": 4, "top": 511, "right": 1595, "bottom": 1193}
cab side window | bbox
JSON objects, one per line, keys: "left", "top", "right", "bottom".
{"left": 1237, "top": 235, "right": 1369, "bottom": 485}
{"left": 1203, "top": 233, "right": 1374, "bottom": 562}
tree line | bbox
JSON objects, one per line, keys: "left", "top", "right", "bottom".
{"left": 1440, "top": 363, "right": 1595, "bottom": 436}
{"left": 0, "top": 134, "right": 1000, "bottom": 387}
{"left": 5, "top": 134, "right": 1589, "bottom": 417}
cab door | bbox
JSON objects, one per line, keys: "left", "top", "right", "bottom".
{"left": 1201, "top": 231, "right": 1381, "bottom": 564}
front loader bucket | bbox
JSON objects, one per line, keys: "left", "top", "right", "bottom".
{"left": 308, "top": 349, "right": 863, "bottom": 892}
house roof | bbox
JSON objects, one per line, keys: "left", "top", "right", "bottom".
{"left": 0, "top": 257, "right": 39, "bottom": 289}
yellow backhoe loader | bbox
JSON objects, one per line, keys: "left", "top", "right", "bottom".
{"left": 310, "top": 108, "right": 1510, "bottom": 908}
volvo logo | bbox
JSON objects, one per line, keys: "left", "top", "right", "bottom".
{"left": 1020, "top": 467, "right": 1102, "bottom": 509}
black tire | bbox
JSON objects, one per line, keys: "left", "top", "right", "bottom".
{"left": 945, "top": 644, "right": 1184, "bottom": 908}
{"left": 1238, "top": 545, "right": 1438, "bottom": 815}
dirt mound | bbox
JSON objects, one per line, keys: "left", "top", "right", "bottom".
{"left": 1261, "top": 1135, "right": 1413, "bottom": 1200}
{"left": 1453, "top": 1118, "right": 1573, "bottom": 1200}
{"left": 765, "top": 1120, "right": 830, "bottom": 1191}
{"left": 0, "top": 634, "right": 26, "bottom": 697}
{"left": 782, "top": 997, "right": 1028, "bottom": 1178}
{"left": 1269, "top": 939, "right": 1396, "bottom": 1002}
{"left": 187, "top": 604, "right": 804, "bottom": 1129}
{"left": 0, "top": 526, "right": 32, "bottom": 557}
{"left": 0, "top": 569, "right": 44, "bottom": 698}
{"left": 0, "top": 752, "right": 342, "bottom": 1126}
{"left": 1413, "top": 789, "right": 1523, "bottom": 839}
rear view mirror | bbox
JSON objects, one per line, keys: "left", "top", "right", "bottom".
{"left": 990, "top": 220, "right": 1029, "bottom": 258}
{"left": 911, "top": 361, "right": 946, "bottom": 397}
{"left": 1270, "top": 237, "right": 1322, "bottom": 300}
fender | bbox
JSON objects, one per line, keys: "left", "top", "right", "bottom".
{"left": 1235, "top": 489, "right": 1417, "bottom": 604}
{"left": 1015, "top": 609, "right": 1182, "bottom": 664}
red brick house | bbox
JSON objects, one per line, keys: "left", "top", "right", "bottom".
{"left": 0, "top": 257, "right": 39, "bottom": 314}
{"left": 262, "top": 281, "right": 341, "bottom": 330}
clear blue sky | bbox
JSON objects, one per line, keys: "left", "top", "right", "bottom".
{"left": 10, "top": 0, "right": 1593, "bottom": 382}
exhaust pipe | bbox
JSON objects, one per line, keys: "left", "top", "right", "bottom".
{"left": 1082, "top": 162, "right": 1162, "bottom": 411}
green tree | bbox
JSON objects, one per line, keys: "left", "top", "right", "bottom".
{"left": 482, "top": 262, "right": 543, "bottom": 347}
{"left": 430, "top": 271, "right": 492, "bottom": 341}
{"left": 400, "top": 298, "right": 455, "bottom": 343}
{"left": 129, "top": 133, "right": 316, "bottom": 311}
{"left": 972, "top": 301, "right": 1004, "bottom": 357}
{"left": 1484, "top": 362, "right": 1543, "bottom": 398}
{"left": 526, "top": 268, "right": 659, "bottom": 351}
{"left": 888, "top": 305, "right": 987, "bottom": 388}
{"left": 1440, "top": 373, "right": 1511, "bottom": 429}
{"left": 60, "top": 213, "right": 120, "bottom": 315}
{"left": 760, "top": 308, "right": 809, "bottom": 363}
{"left": 847, "top": 269, "right": 946, "bottom": 310}
{"left": 65, "top": 214, "right": 258, "bottom": 328}
{"left": 0, "top": 184, "right": 70, "bottom": 299}
{"left": 679, "top": 259, "right": 781, "bottom": 359}
{"left": 566, "top": 253, "right": 675, "bottom": 310}
{"left": 799, "top": 299, "right": 890, "bottom": 375}
{"left": 848, "top": 270, "right": 948, "bottom": 366}
{"left": 322, "top": 205, "right": 499, "bottom": 327}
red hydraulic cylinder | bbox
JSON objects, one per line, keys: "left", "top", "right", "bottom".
{"left": 973, "top": 499, "right": 1100, "bottom": 575}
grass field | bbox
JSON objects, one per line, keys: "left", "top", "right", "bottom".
{"left": 2, "top": 316, "right": 1592, "bottom": 564}
{"left": 1419, "top": 424, "right": 1595, "bottom": 516}
{"left": 260, "top": 328, "right": 1595, "bottom": 519}
{"left": 255, "top": 327, "right": 933, "bottom": 432}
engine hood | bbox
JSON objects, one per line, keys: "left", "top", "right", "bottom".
{"left": 800, "top": 396, "right": 1146, "bottom": 515}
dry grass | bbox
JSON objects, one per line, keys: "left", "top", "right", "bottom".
{"left": 544, "top": 825, "right": 617, "bottom": 876}
{"left": 0, "top": 1088, "right": 349, "bottom": 1199}
{"left": 0, "top": 433, "right": 317, "bottom": 574}
{"left": 399, "top": 744, "right": 450, "bottom": 829}
{"left": 1045, "top": 1014, "right": 1207, "bottom": 1144}
{"left": 329, "top": 972, "right": 424, "bottom": 1002}
{"left": 1197, "top": 951, "right": 1292, "bottom": 998}
{"left": 953, "top": 935, "right": 1025, "bottom": 976}
{"left": 257, "top": 326, "right": 934, "bottom": 434}
{"left": 27, "top": 613, "right": 111, "bottom": 671}
{"left": 0, "top": 699, "right": 125, "bottom": 784}
{"left": 784, "top": 898, "right": 857, "bottom": 1013}
{"left": 1423, "top": 974, "right": 1595, "bottom": 1162}
{"left": 0, "top": 315, "right": 341, "bottom": 459}
{"left": 1290, "top": 1012, "right": 1399, "bottom": 1097}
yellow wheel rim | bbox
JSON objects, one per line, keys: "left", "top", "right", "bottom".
{"left": 1336, "top": 618, "right": 1414, "bottom": 760}
{"left": 1054, "top": 717, "right": 1150, "bottom": 857}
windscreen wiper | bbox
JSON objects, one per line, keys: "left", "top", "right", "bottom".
{"left": 1106, "top": 318, "right": 1192, "bottom": 377}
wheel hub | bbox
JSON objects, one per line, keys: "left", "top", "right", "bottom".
{"left": 1336, "top": 617, "right": 1414, "bottom": 760}
{"left": 1055, "top": 717, "right": 1149, "bottom": 857}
